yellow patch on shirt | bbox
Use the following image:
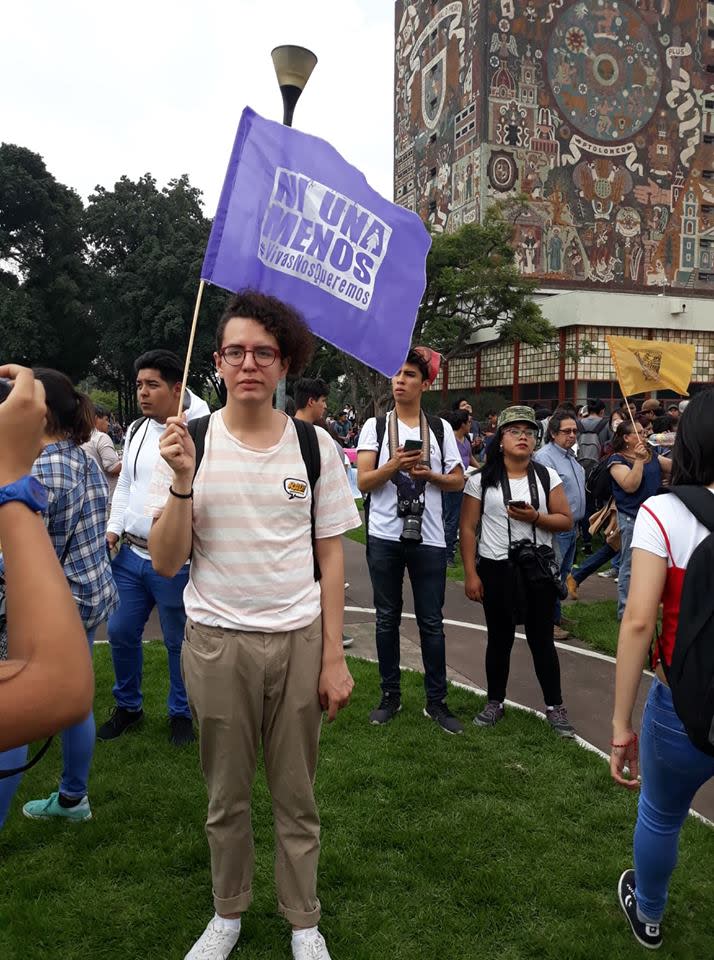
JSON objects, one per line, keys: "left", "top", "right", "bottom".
{"left": 283, "top": 478, "right": 308, "bottom": 499}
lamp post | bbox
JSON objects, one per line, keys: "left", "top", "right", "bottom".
{"left": 271, "top": 44, "right": 318, "bottom": 411}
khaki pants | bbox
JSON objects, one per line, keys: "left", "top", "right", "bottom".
{"left": 182, "top": 616, "right": 323, "bottom": 926}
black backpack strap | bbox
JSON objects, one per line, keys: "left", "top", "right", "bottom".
{"left": 668, "top": 486, "right": 714, "bottom": 531}
{"left": 375, "top": 415, "right": 387, "bottom": 459}
{"left": 292, "top": 417, "right": 322, "bottom": 581}
{"left": 126, "top": 416, "right": 148, "bottom": 449}
{"left": 531, "top": 460, "right": 551, "bottom": 509}
{"left": 187, "top": 415, "right": 211, "bottom": 480}
{"left": 426, "top": 414, "right": 445, "bottom": 471}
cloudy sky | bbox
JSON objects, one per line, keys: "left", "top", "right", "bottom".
{"left": 3, "top": 0, "right": 395, "bottom": 214}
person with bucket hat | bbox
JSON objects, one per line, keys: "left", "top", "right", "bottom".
{"left": 460, "top": 405, "right": 576, "bottom": 737}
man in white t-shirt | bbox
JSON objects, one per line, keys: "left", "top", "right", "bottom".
{"left": 82, "top": 403, "right": 122, "bottom": 501}
{"left": 357, "top": 347, "right": 464, "bottom": 734}
{"left": 148, "top": 291, "right": 360, "bottom": 960}
{"left": 98, "top": 350, "right": 210, "bottom": 747}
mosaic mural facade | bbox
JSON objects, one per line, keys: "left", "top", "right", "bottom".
{"left": 394, "top": 0, "right": 714, "bottom": 294}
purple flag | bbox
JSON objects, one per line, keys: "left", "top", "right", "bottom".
{"left": 202, "top": 107, "right": 431, "bottom": 377}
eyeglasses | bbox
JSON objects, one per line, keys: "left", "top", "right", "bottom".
{"left": 504, "top": 427, "right": 537, "bottom": 439}
{"left": 558, "top": 428, "right": 578, "bottom": 435}
{"left": 219, "top": 345, "right": 281, "bottom": 367}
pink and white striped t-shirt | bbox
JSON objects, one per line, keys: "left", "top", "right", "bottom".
{"left": 147, "top": 412, "right": 360, "bottom": 631}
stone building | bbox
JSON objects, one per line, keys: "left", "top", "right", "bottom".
{"left": 394, "top": 0, "right": 714, "bottom": 405}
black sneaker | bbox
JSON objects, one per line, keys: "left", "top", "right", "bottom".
{"left": 96, "top": 707, "right": 144, "bottom": 741}
{"left": 546, "top": 704, "right": 576, "bottom": 739}
{"left": 369, "top": 694, "right": 401, "bottom": 725}
{"left": 473, "top": 700, "right": 505, "bottom": 727}
{"left": 618, "top": 869, "right": 663, "bottom": 950}
{"left": 169, "top": 715, "right": 195, "bottom": 746}
{"left": 424, "top": 701, "right": 464, "bottom": 735}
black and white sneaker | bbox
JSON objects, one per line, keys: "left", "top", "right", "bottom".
{"left": 618, "top": 869, "right": 662, "bottom": 950}
{"left": 369, "top": 693, "right": 401, "bottom": 725}
{"left": 424, "top": 701, "right": 464, "bottom": 735}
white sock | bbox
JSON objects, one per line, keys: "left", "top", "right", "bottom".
{"left": 292, "top": 926, "right": 319, "bottom": 942}
{"left": 214, "top": 914, "right": 241, "bottom": 933}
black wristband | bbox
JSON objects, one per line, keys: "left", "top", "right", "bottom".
{"left": 169, "top": 486, "right": 193, "bottom": 500}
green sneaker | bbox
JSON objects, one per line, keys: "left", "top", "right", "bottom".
{"left": 23, "top": 791, "right": 92, "bottom": 822}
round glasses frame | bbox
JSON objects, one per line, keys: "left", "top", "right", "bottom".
{"left": 219, "top": 346, "right": 281, "bottom": 368}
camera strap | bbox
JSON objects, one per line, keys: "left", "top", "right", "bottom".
{"left": 500, "top": 464, "right": 540, "bottom": 545}
{"left": 388, "top": 409, "right": 430, "bottom": 503}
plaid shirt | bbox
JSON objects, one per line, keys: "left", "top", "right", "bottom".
{"left": 32, "top": 441, "right": 119, "bottom": 629}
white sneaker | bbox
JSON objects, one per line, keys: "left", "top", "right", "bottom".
{"left": 184, "top": 917, "right": 241, "bottom": 960}
{"left": 291, "top": 929, "right": 332, "bottom": 960}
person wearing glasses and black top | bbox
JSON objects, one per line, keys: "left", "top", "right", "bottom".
{"left": 460, "top": 406, "right": 576, "bottom": 737}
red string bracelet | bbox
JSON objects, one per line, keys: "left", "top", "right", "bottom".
{"left": 611, "top": 733, "right": 638, "bottom": 749}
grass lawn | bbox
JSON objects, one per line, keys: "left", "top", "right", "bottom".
{"left": 1, "top": 647, "right": 713, "bottom": 959}
{"left": 563, "top": 600, "right": 620, "bottom": 658}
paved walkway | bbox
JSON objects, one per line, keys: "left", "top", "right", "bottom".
{"left": 97, "top": 535, "right": 714, "bottom": 820}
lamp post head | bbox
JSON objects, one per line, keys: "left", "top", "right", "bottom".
{"left": 271, "top": 45, "right": 318, "bottom": 127}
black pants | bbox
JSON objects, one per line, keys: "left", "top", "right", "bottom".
{"left": 367, "top": 536, "right": 448, "bottom": 703}
{"left": 477, "top": 557, "right": 563, "bottom": 706}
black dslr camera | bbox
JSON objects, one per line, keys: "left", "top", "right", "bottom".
{"left": 397, "top": 492, "right": 425, "bottom": 543}
{"left": 508, "top": 538, "right": 569, "bottom": 600}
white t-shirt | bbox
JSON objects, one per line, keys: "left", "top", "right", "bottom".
{"left": 464, "top": 467, "right": 562, "bottom": 561}
{"left": 147, "top": 412, "right": 360, "bottom": 632}
{"left": 83, "top": 429, "right": 121, "bottom": 499}
{"left": 357, "top": 413, "right": 462, "bottom": 548}
{"left": 632, "top": 489, "right": 714, "bottom": 567}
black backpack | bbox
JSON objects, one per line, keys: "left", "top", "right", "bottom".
{"left": 363, "top": 413, "right": 446, "bottom": 539}
{"left": 187, "top": 415, "right": 322, "bottom": 580}
{"left": 586, "top": 457, "right": 613, "bottom": 507}
{"left": 659, "top": 486, "right": 714, "bottom": 757}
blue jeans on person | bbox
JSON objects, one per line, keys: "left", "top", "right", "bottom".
{"left": 0, "top": 626, "right": 97, "bottom": 828}
{"left": 0, "top": 745, "right": 28, "bottom": 829}
{"left": 442, "top": 491, "right": 463, "bottom": 563}
{"left": 634, "top": 679, "right": 714, "bottom": 921}
{"left": 366, "top": 536, "right": 448, "bottom": 704}
{"left": 573, "top": 544, "right": 621, "bottom": 585}
{"left": 617, "top": 512, "right": 636, "bottom": 620}
{"left": 553, "top": 529, "right": 577, "bottom": 625}
{"left": 107, "top": 545, "right": 191, "bottom": 718}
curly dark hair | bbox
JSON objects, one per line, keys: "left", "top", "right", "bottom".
{"left": 215, "top": 290, "right": 314, "bottom": 376}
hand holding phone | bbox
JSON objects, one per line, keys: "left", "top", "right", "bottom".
{"left": 403, "top": 439, "right": 423, "bottom": 452}
{"left": 508, "top": 500, "right": 527, "bottom": 509}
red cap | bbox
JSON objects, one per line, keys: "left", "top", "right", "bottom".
{"left": 412, "top": 345, "right": 442, "bottom": 386}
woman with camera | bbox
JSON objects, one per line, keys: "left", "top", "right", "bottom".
{"left": 460, "top": 406, "right": 575, "bottom": 736}
{"left": 0, "top": 369, "right": 118, "bottom": 827}
{"left": 610, "top": 391, "right": 714, "bottom": 950}
{"left": 608, "top": 420, "right": 671, "bottom": 620}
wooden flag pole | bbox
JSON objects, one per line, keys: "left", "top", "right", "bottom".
{"left": 178, "top": 279, "right": 206, "bottom": 416}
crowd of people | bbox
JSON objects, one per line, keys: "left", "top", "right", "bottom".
{"left": 0, "top": 290, "right": 711, "bottom": 956}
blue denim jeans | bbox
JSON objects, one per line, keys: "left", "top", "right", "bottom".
{"left": 617, "top": 512, "right": 636, "bottom": 620}
{"left": 366, "top": 536, "right": 448, "bottom": 703}
{"left": 572, "top": 543, "right": 620, "bottom": 585}
{"left": 0, "top": 626, "right": 97, "bottom": 827}
{"left": 442, "top": 491, "right": 464, "bottom": 562}
{"left": 107, "top": 545, "right": 191, "bottom": 718}
{"left": 634, "top": 680, "right": 714, "bottom": 921}
{"left": 553, "top": 529, "right": 577, "bottom": 625}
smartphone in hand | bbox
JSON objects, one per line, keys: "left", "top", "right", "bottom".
{"left": 403, "top": 439, "right": 423, "bottom": 452}
{"left": 508, "top": 500, "right": 527, "bottom": 509}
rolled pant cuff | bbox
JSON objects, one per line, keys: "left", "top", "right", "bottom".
{"left": 213, "top": 887, "right": 253, "bottom": 916}
{"left": 279, "top": 899, "right": 321, "bottom": 928}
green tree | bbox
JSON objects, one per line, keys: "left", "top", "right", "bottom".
{"left": 414, "top": 204, "right": 554, "bottom": 358}
{"left": 0, "top": 144, "right": 94, "bottom": 378}
{"left": 84, "top": 173, "right": 225, "bottom": 420}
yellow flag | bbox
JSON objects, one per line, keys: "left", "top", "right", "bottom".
{"left": 606, "top": 335, "right": 695, "bottom": 397}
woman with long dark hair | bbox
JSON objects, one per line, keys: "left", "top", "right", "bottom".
{"left": 460, "top": 406, "right": 575, "bottom": 736}
{"left": 608, "top": 420, "right": 671, "bottom": 620}
{"left": 611, "top": 390, "right": 714, "bottom": 950}
{"left": 0, "top": 369, "right": 118, "bottom": 826}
